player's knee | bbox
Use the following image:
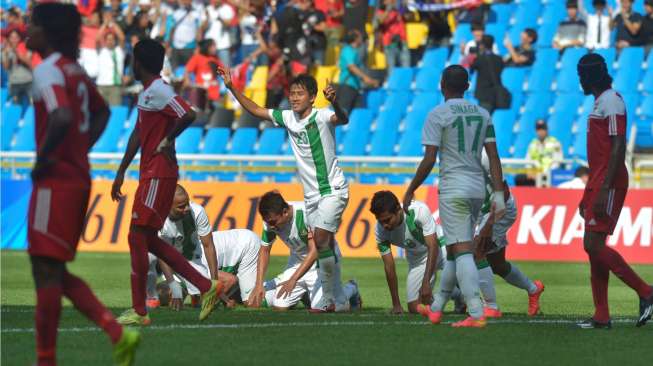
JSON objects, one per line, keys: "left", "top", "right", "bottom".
{"left": 487, "top": 255, "right": 510, "bottom": 277}
{"left": 313, "top": 229, "right": 332, "bottom": 250}
{"left": 30, "top": 256, "right": 65, "bottom": 287}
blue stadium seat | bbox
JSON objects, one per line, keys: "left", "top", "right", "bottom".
{"left": 365, "top": 89, "right": 386, "bottom": 112}
{"left": 346, "top": 108, "right": 374, "bottom": 135}
{"left": 414, "top": 67, "right": 441, "bottom": 93}
{"left": 375, "top": 108, "right": 402, "bottom": 132}
{"left": 92, "top": 106, "right": 128, "bottom": 152}
{"left": 411, "top": 92, "right": 440, "bottom": 112}
{"left": 572, "top": 115, "right": 588, "bottom": 160}
{"left": 551, "top": 93, "right": 583, "bottom": 117}
{"left": 579, "top": 95, "right": 595, "bottom": 115}
{"left": 513, "top": 113, "right": 538, "bottom": 157}
{"left": 555, "top": 48, "right": 588, "bottom": 93}
{"left": 12, "top": 114, "right": 35, "bottom": 151}
{"left": 1, "top": 104, "right": 21, "bottom": 150}
{"left": 421, "top": 47, "right": 448, "bottom": 69}
{"left": 201, "top": 127, "right": 230, "bottom": 154}
{"left": 522, "top": 92, "right": 553, "bottom": 120}
{"left": 525, "top": 49, "right": 558, "bottom": 92}
{"left": 403, "top": 107, "right": 430, "bottom": 133}
{"left": 641, "top": 67, "right": 653, "bottom": 93}
{"left": 540, "top": 2, "right": 567, "bottom": 26}
{"left": 369, "top": 128, "right": 399, "bottom": 156}
{"left": 385, "top": 67, "right": 414, "bottom": 91}
{"left": 512, "top": 1, "right": 542, "bottom": 29}
{"left": 547, "top": 112, "right": 575, "bottom": 153}
{"left": 509, "top": 92, "right": 525, "bottom": 114}
{"left": 488, "top": 3, "right": 515, "bottom": 24}
{"left": 451, "top": 23, "right": 472, "bottom": 46}
{"left": 501, "top": 67, "right": 528, "bottom": 93}
{"left": 593, "top": 48, "right": 617, "bottom": 74}
{"left": 640, "top": 95, "right": 653, "bottom": 119}
{"left": 635, "top": 118, "right": 653, "bottom": 148}
{"left": 621, "top": 93, "right": 640, "bottom": 121}
{"left": 448, "top": 50, "right": 462, "bottom": 65}
{"left": 381, "top": 91, "right": 414, "bottom": 117}
{"left": 1, "top": 87, "right": 7, "bottom": 105}
{"left": 537, "top": 22, "right": 559, "bottom": 48}
{"left": 617, "top": 47, "right": 645, "bottom": 70}
{"left": 492, "top": 109, "right": 517, "bottom": 157}
{"left": 229, "top": 127, "right": 258, "bottom": 154}
{"left": 247, "top": 128, "right": 286, "bottom": 182}
{"left": 125, "top": 107, "right": 138, "bottom": 131}
{"left": 486, "top": 23, "right": 507, "bottom": 54}
{"left": 176, "top": 127, "right": 203, "bottom": 154}
{"left": 614, "top": 48, "right": 645, "bottom": 94}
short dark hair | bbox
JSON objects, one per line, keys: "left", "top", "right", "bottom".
{"left": 199, "top": 39, "right": 215, "bottom": 56}
{"left": 566, "top": 0, "right": 578, "bottom": 9}
{"left": 258, "top": 191, "right": 290, "bottom": 216}
{"left": 289, "top": 74, "right": 318, "bottom": 96}
{"left": 575, "top": 166, "right": 590, "bottom": 178}
{"left": 343, "top": 29, "right": 361, "bottom": 44}
{"left": 524, "top": 28, "right": 538, "bottom": 44}
{"left": 481, "top": 34, "right": 494, "bottom": 49}
{"left": 31, "top": 3, "right": 81, "bottom": 60}
{"left": 441, "top": 65, "right": 469, "bottom": 94}
{"left": 471, "top": 21, "right": 485, "bottom": 32}
{"left": 370, "top": 191, "right": 401, "bottom": 216}
{"left": 134, "top": 39, "right": 165, "bottom": 75}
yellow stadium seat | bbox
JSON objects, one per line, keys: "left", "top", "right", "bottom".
{"left": 251, "top": 89, "right": 267, "bottom": 107}
{"left": 248, "top": 66, "right": 269, "bottom": 91}
{"left": 406, "top": 22, "right": 429, "bottom": 49}
{"left": 325, "top": 44, "right": 340, "bottom": 66}
{"left": 370, "top": 48, "right": 386, "bottom": 70}
{"left": 314, "top": 66, "right": 337, "bottom": 108}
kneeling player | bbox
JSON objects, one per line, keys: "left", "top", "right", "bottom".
{"left": 250, "top": 191, "right": 360, "bottom": 311}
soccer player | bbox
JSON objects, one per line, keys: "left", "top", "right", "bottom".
{"left": 218, "top": 67, "right": 352, "bottom": 311}
{"left": 249, "top": 191, "right": 360, "bottom": 311}
{"left": 369, "top": 191, "right": 444, "bottom": 314}
{"left": 404, "top": 65, "right": 505, "bottom": 328}
{"left": 575, "top": 53, "right": 653, "bottom": 329}
{"left": 25, "top": 3, "right": 139, "bottom": 365}
{"left": 111, "top": 39, "right": 223, "bottom": 325}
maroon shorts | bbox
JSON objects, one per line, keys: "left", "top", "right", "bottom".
{"left": 130, "top": 177, "right": 177, "bottom": 230}
{"left": 580, "top": 187, "right": 627, "bottom": 234}
{"left": 27, "top": 186, "right": 90, "bottom": 262}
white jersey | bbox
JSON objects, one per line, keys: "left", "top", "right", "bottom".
{"left": 261, "top": 201, "right": 310, "bottom": 263}
{"left": 158, "top": 202, "right": 212, "bottom": 261}
{"left": 210, "top": 229, "right": 261, "bottom": 273}
{"left": 268, "top": 108, "right": 348, "bottom": 201}
{"left": 422, "top": 98, "right": 495, "bottom": 199}
{"left": 375, "top": 201, "right": 442, "bottom": 266}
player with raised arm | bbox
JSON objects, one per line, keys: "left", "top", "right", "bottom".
{"left": 369, "top": 191, "right": 444, "bottom": 314}
{"left": 575, "top": 54, "right": 653, "bottom": 329}
{"left": 25, "top": 3, "right": 139, "bottom": 365}
{"left": 249, "top": 191, "right": 360, "bottom": 311}
{"left": 404, "top": 65, "right": 505, "bottom": 328}
{"left": 111, "top": 39, "right": 224, "bottom": 325}
{"left": 218, "top": 67, "right": 352, "bottom": 311}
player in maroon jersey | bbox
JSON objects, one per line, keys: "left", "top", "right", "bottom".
{"left": 575, "top": 53, "right": 653, "bottom": 329}
{"left": 25, "top": 3, "right": 139, "bottom": 365}
{"left": 111, "top": 39, "right": 223, "bottom": 325}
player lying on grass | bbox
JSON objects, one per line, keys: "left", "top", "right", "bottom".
{"left": 218, "top": 67, "right": 353, "bottom": 311}
{"left": 142, "top": 185, "right": 237, "bottom": 310}
{"left": 111, "top": 39, "right": 224, "bottom": 326}
{"left": 404, "top": 65, "right": 505, "bottom": 328}
{"left": 25, "top": 3, "right": 139, "bottom": 365}
{"left": 575, "top": 53, "right": 653, "bottom": 329}
{"left": 249, "top": 191, "right": 361, "bottom": 311}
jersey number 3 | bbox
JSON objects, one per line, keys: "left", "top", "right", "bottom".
{"left": 77, "top": 83, "right": 90, "bottom": 133}
{"left": 453, "top": 115, "right": 483, "bottom": 153}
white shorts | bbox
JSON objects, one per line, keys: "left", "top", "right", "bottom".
{"left": 439, "top": 198, "right": 484, "bottom": 245}
{"left": 306, "top": 190, "right": 349, "bottom": 233}
{"left": 406, "top": 249, "right": 445, "bottom": 303}
{"left": 147, "top": 253, "right": 207, "bottom": 296}
{"left": 267, "top": 264, "right": 325, "bottom": 309}
{"left": 475, "top": 196, "right": 518, "bottom": 254}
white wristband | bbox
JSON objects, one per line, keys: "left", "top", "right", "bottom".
{"left": 493, "top": 191, "right": 505, "bottom": 212}
{"left": 169, "top": 280, "right": 183, "bottom": 299}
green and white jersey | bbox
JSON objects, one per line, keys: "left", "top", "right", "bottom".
{"left": 422, "top": 98, "right": 495, "bottom": 200}
{"left": 158, "top": 202, "right": 212, "bottom": 262}
{"left": 209, "top": 229, "right": 261, "bottom": 274}
{"left": 268, "top": 108, "right": 348, "bottom": 201}
{"left": 375, "top": 201, "right": 442, "bottom": 266}
{"left": 261, "top": 201, "right": 310, "bottom": 263}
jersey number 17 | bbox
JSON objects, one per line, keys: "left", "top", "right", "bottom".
{"left": 453, "top": 115, "right": 484, "bottom": 153}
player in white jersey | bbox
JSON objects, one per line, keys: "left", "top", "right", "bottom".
{"left": 218, "top": 68, "right": 351, "bottom": 310}
{"left": 404, "top": 65, "right": 506, "bottom": 328}
{"left": 249, "top": 191, "right": 360, "bottom": 311}
{"left": 370, "top": 191, "right": 445, "bottom": 314}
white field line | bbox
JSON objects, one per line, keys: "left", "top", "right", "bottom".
{"left": 1, "top": 318, "right": 639, "bottom": 334}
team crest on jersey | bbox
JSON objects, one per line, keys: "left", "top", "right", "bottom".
{"left": 403, "top": 239, "right": 417, "bottom": 248}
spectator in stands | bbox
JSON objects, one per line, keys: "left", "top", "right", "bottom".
{"left": 303, "top": 1, "right": 328, "bottom": 66}
{"left": 375, "top": 0, "right": 410, "bottom": 70}
{"left": 170, "top": 0, "right": 203, "bottom": 69}
{"left": 79, "top": 11, "right": 102, "bottom": 80}
{"left": 203, "top": 0, "right": 236, "bottom": 68}
{"left": 274, "top": 0, "right": 310, "bottom": 74}
{"left": 504, "top": 28, "right": 537, "bottom": 67}
{"left": 1, "top": 29, "right": 33, "bottom": 108}
{"left": 237, "top": 1, "right": 262, "bottom": 64}
{"left": 1, "top": 7, "right": 26, "bottom": 38}
{"left": 579, "top": 0, "right": 612, "bottom": 50}
{"left": 527, "top": 119, "right": 563, "bottom": 181}
{"left": 641, "top": 0, "right": 653, "bottom": 54}
{"left": 471, "top": 35, "right": 504, "bottom": 114}
{"left": 338, "top": 29, "right": 380, "bottom": 113}
{"left": 420, "top": 0, "right": 453, "bottom": 48}
{"left": 263, "top": 40, "right": 289, "bottom": 109}
{"left": 150, "top": 0, "right": 178, "bottom": 42}
{"left": 96, "top": 31, "right": 126, "bottom": 106}
{"left": 315, "top": 0, "right": 345, "bottom": 51}
{"left": 106, "top": 0, "right": 128, "bottom": 30}
{"left": 612, "top": 0, "right": 644, "bottom": 50}
{"left": 558, "top": 166, "right": 589, "bottom": 189}
{"left": 553, "top": 1, "right": 587, "bottom": 52}
{"left": 126, "top": 10, "right": 153, "bottom": 43}
{"left": 343, "top": 0, "right": 369, "bottom": 63}
{"left": 184, "top": 39, "right": 224, "bottom": 110}
{"left": 461, "top": 21, "right": 497, "bottom": 68}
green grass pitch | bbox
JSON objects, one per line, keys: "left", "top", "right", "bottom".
{"left": 2, "top": 250, "right": 652, "bottom": 365}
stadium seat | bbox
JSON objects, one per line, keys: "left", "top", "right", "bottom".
{"left": 341, "top": 127, "right": 369, "bottom": 156}
{"left": 451, "top": 23, "right": 472, "bottom": 46}
{"left": 12, "top": 113, "right": 35, "bottom": 151}
{"left": 512, "top": 113, "right": 538, "bottom": 157}
{"left": 593, "top": 48, "right": 617, "bottom": 74}
{"left": 572, "top": 115, "right": 588, "bottom": 160}
{"left": 511, "top": 1, "right": 542, "bottom": 29}
{"left": 124, "top": 107, "right": 138, "bottom": 131}
{"left": 385, "top": 67, "right": 414, "bottom": 91}
{"left": 522, "top": 92, "right": 553, "bottom": 120}
{"left": 551, "top": 93, "right": 583, "bottom": 117}
{"left": 410, "top": 92, "right": 440, "bottom": 112}
{"left": 247, "top": 128, "right": 286, "bottom": 182}
{"left": 525, "top": 49, "right": 558, "bottom": 92}
{"left": 414, "top": 67, "right": 441, "bottom": 93}
{"left": 1, "top": 104, "right": 21, "bottom": 150}
{"left": 501, "top": 67, "right": 528, "bottom": 93}
{"left": 369, "top": 128, "right": 399, "bottom": 156}
{"left": 375, "top": 108, "right": 402, "bottom": 132}
{"left": 617, "top": 47, "right": 645, "bottom": 70}
{"left": 547, "top": 111, "right": 575, "bottom": 153}
{"left": 406, "top": 22, "right": 429, "bottom": 49}
{"left": 92, "top": 106, "right": 128, "bottom": 152}
{"left": 381, "top": 91, "right": 414, "bottom": 117}
{"left": 614, "top": 48, "right": 645, "bottom": 94}
{"left": 421, "top": 47, "right": 448, "bottom": 69}
{"left": 365, "top": 89, "right": 386, "bottom": 113}
{"left": 536, "top": 22, "right": 559, "bottom": 48}
{"left": 176, "top": 127, "right": 203, "bottom": 154}
{"left": 635, "top": 118, "right": 653, "bottom": 148}
{"left": 397, "top": 129, "right": 422, "bottom": 156}
{"left": 201, "top": 127, "right": 231, "bottom": 154}
{"left": 640, "top": 95, "right": 653, "bottom": 119}
{"left": 248, "top": 66, "right": 269, "bottom": 91}
{"left": 488, "top": 3, "right": 515, "bottom": 24}
{"left": 540, "top": 2, "right": 567, "bottom": 27}
{"left": 1, "top": 87, "right": 7, "bottom": 105}
{"left": 621, "top": 93, "right": 640, "bottom": 121}
{"left": 640, "top": 67, "right": 653, "bottom": 93}
{"left": 492, "top": 109, "right": 517, "bottom": 157}
{"left": 346, "top": 109, "right": 374, "bottom": 135}
{"left": 555, "top": 48, "right": 588, "bottom": 93}
{"left": 485, "top": 23, "right": 508, "bottom": 54}
{"left": 579, "top": 95, "right": 594, "bottom": 115}
{"left": 228, "top": 127, "right": 258, "bottom": 154}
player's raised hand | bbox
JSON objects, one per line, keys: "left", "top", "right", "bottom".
{"left": 323, "top": 80, "right": 337, "bottom": 104}
{"left": 276, "top": 278, "right": 297, "bottom": 300}
{"left": 216, "top": 66, "right": 233, "bottom": 89}
{"left": 111, "top": 173, "right": 125, "bottom": 201}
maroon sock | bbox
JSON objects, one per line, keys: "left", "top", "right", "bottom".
{"left": 128, "top": 230, "right": 150, "bottom": 316}
{"left": 62, "top": 271, "right": 123, "bottom": 344}
{"left": 147, "top": 234, "right": 211, "bottom": 293}
{"left": 35, "top": 286, "right": 62, "bottom": 366}
{"left": 597, "top": 246, "right": 653, "bottom": 299}
{"left": 589, "top": 255, "right": 610, "bottom": 322}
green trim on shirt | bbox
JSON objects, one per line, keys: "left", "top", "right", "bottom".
{"left": 486, "top": 125, "right": 496, "bottom": 139}
{"left": 306, "top": 112, "right": 332, "bottom": 196}
{"left": 220, "top": 265, "right": 239, "bottom": 274}
{"left": 296, "top": 209, "right": 309, "bottom": 246}
{"left": 272, "top": 110, "right": 285, "bottom": 127}
{"left": 377, "top": 241, "right": 392, "bottom": 255}
{"left": 262, "top": 229, "right": 276, "bottom": 245}
{"left": 406, "top": 209, "right": 425, "bottom": 245}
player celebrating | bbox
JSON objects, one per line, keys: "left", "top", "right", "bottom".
{"left": 403, "top": 65, "right": 505, "bottom": 328}
{"left": 111, "top": 39, "right": 223, "bottom": 325}
{"left": 218, "top": 67, "right": 351, "bottom": 311}
{"left": 575, "top": 54, "right": 653, "bottom": 329}
{"left": 250, "top": 191, "right": 360, "bottom": 311}
{"left": 25, "top": 3, "right": 139, "bottom": 365}
{"left": 369, "top": 191, "right": 443, "bottom": 314}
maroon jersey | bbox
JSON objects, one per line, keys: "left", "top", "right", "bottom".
{"left": 31, "top": 52, "right": 106, "bottom": 188}
{"left": 586, "top": 89, "right": 629, "bottom": 189}
{"left": 136, "top": 77, "right": 191, "bottom": 179}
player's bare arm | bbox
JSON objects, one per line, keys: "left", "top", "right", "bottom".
{"left": 88, "top": 106, "right": 110, "bottom": 148}
{"left": 217, "top": 66, "right": 271, "bottom": 121}
{"left": 249, "top": 244, "right": 272, "bottom": 308}
{"left": 111, "top": 127, "right": 140, "bottom": 201}
{"left": 158, "top": 259, "right": 184, "bottom": 311}
{"left": 199, "top": 233, "right": 219, "bottom": 281}
{"left": 594, "top": 135, "right": 626, "bottom": 218}
{"left": 419, "top": 233, "right": 439, "bottom": 306}
{"left": 484, "top": 142, "right": 506, "bottom": 219}
{"left": 31, "top": 108, "right": 74, "bottom": 180}
{"left": 324, "top": 81, "right": 349, "bottom": 126}
{"left": 277, "top": 231, "right": 318, "bottom": 300}
{"left": 403, "top": 145, "right": 438, "bottom": 212}
{"left": 381, "top": 251, "right": 403, "bottom": 314}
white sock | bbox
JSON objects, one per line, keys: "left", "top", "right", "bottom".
{"left": 478, "top": 264, "right": 498, "bottom": 310}
{"left": 456, "top": 253, "right": 484, "bottom": 319}
{"left": 333, "top": 259, "right": 347, "bottom": 305}
{"left": 318, "top": 250, "right": 337, "bottom": 305}
{"left": 503, "top": 263, "right": 538, "bottom": 294}
{"left": 431, "top": 260, "right": 456, "bottom": 312}
{"left": 146, "top": 269, "right": 158, "bottom": 299}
